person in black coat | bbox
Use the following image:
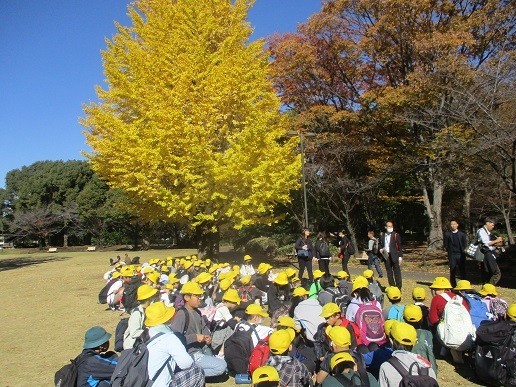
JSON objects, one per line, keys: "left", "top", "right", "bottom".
{"left": 443, "top": 219, "right": 468, "bottom": 288}
{"left": 379, "top": 220, "right": 403, "bottom": 289}
{"left": 295, "top": 228, "right": 314, "bottom": 282}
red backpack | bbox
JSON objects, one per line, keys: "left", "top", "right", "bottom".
{"left": 248, "top": 336, "right": 270, "bottom": 375}
{"left": 354, "top": 300, "right": 386, "bottom": 346}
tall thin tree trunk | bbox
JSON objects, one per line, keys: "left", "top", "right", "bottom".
{"left": 422, "top": 180, "right": 444, "bottom": 252}
{"left": 463, "top": 185, "right": 472, "bottom": 236}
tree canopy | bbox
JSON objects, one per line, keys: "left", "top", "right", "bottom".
{"left": 82, "top": 0, "right": 301, "bottom": 243}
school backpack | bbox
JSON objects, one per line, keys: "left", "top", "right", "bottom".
{"left": 464, "top": 293, "right": 489, "bottom": 329}
{"left": 321, "top": 287, "right": 351, "bottom": 314}
{"left": 474, "top": 320, "right": 516, "bottom": 386}
{"left": 387, "top": 304, "right": 405, "bottom": 322}
{"left": 489, "top": 297, "right": 509, "bottom": 321}
{"left": 110, "top": 332, "right": 171, "bottom": 387}
{"left": 436, "top": 293, "right": 476, "bottom": 351}
{"left": 371, "top": 238, "right": 379, "bottom": 255}
{"left": 115, "top": 318, "right": 130, "bottom": 352}
{"left": 98, "top": 278, "right": 118, "bottom": 304}
{"left": 346, "top": 240, "right": 356, "bottom": 255}
{"left": 239, "top": 285, "right": 253, "bottom": 303}
{"left": 122, "top": 277, "right": 142, "bottom": 313}
{"left": 248, "top": 336, "right": 270, "bottom": 375}
{"left": 224, "top": 321, "right": 261, "bottom": 374}
{"left": 270, "top": 302, "right": 292, "bottom": 328}
{"left": 114, "top": 308, "right": 144, "bottom": 352}
{"left": 54, "top": 351, "right": 92, "bottom": 387}
{"left": 332, "top": 373, "right": 368, "bottom": 387}
{"left": 319, "top": 240, "right": 331, "bottom": 257}
{"left": 354, "top": 301, "right": 386, "bottom": 346}
{"left": 387, "top": 357, "right": 439, "bottom": 387}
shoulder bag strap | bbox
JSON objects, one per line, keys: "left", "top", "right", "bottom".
{"left": 333, "top": 373, "right": 353, "bottom": 386}
{"left": 388, "top": 356, "right": 409, "bottom": 378}
{"left": 151, "top": 355, "right": 172, "bottom": 382}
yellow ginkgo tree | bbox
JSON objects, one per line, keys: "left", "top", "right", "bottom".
{"left": 81, "top": 0, "right": 300, "bottom": 254}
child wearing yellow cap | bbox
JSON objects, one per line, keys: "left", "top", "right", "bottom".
{"left": 266, "top": 329, "right": 312, "bottom": 387}
{"left": 240, "top": 254, "right": 256, "bottom": 277}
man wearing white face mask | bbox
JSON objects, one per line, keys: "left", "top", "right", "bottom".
{"left": 379, "top": 221, "right": 403, "bottom": 289}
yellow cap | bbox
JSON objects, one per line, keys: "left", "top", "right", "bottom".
{"left": 111, "top": 271, "right": 121, "bottom": 279}
{"left": 205, "top": 259, "right": 211, "bottom": 267}
{"left": 219, "top": 278, "right": 234, "bottom": 291}
{"left": 336, "top": 270, "right": 349, "bottom": 279}
{"left": 120, "top": 266, "right": 135, "bottom": 277}
{"left": 183, "top": 261, "right": 193, "bottom": 270}
{"left": 269, "top": 329, "right": 294, "bottom": 354}
{"left": 146, "top": 271, "right": 160, "bottom": 285}
{"left": 277, "top": 316, "right": 299, "bottom": 331}
{"left": 167, "top": 277, "right": 179, "bottom": 285}
{"left": 145, "top": 302, "right": 175, "bottom": 327}
{"left": 285, "top": 267, "right": 297, "bottom": 278}
{"left": 193, "top": 260, "right": 201, "bottom": 267}
{"left": 352, "top": 276, "right": 369, "bottom": 292}
{"left": 330, "top": 352, "right": 355, "bottom": 370}
{"left": 479, "top": 283, "right": 498, "bottom": 296}
{"left": 313, "top": 269, "right": 325, "bottom": 280}
{"left": 429, "top": 277, "right": 452, "bottom": 290}
{"left": 149, "top": 258, "right": 160, "bottom": 265}
{"left": 293, "top": 287, "right": 310, "bottom": 297}
{"left": 142, "top": 266, "right": 154, "bottom": 274}
{"left": 180, "top": 281, "right": 204, "bottom": 295}
{"left": 508, "top": 304, "right": 516, "bottom": 321}
{"left": 222, "top": 289, "right": 241, "bottom": 305}
{"left": 320, "top": 303, "right": 341, "bottom": 318}
{"left": 403, "top": 304, "right": 423, "bottom": 323}
{"left": 243, "top": 254, "right": 252, "bottom": 261}
{"left": 195, "top": 272, "right": 212, "bottom": 284}
{"left": 160, "top": 265, "right": 169, "bottom": 273}
{"left": 240, "top": 275, "right": 252, "bottom": 285}
{"left": 208, "top": 265, "right": 218, "bottom": 274}
{"left": 252, "top": 366, "right": 280, "bottom": 384}
{"left": 363, "top": 269, "right": 374, "bottom": 279}
{"left": 454, "top": 280, "right": 473, "bottom": 291}
{"left": 325, "top": 325, "right": 351, "bottom": 347}
{"left": 232, "top": 265, "right": 240, "bottom": 272}
{"left": 386, "top": 286, "right": 402, "bottom": 301}
{"left": 274, "top": 272, "right": 289, "bottom": 286}
{"left": 390, "top": 321, "right": 417, "bottom": 346}
{"left": 137, "top": 284, "right": 158, "bottom": 301}
{"left": 412, "top": 287, "right": 426, "bottom": 301}
{"left": 291, "top": 276, "right": 301, "bottom": 283}
{"left": 245, "top": 304, "right": 268, "bottom": 317}
{"left": 257, "top": 263, "right": 272, "bottom": 275}
{"left": 384, "top": 319, "right": 397, "bottom": 336}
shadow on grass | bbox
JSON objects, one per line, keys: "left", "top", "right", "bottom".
{"left": 0, "top": 255, "right": 71, "bottom": 272}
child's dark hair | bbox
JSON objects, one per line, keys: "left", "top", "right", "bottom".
{"left": 320, "top": 273, "right": 334, "bottom": 290}
{"left": 331, "top": 360, "right": 354, "bottom": 375}
{"left": 255, "top": 382, "right": 279, "bottom": 387}
{"left": 355, "top": 287, "right": 373, "bottom": 302}
{"left": 392, "top": 340, "right": 413, "bottom": 351}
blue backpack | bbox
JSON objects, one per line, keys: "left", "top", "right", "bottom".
{"left": 387, "top": 304, "right": 405, "bottom": 322}
{"left": 465, "top": 293, "right": 489, "bottom": 329}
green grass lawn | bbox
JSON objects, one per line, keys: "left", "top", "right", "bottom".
{"left": 0, "top": 247, "right": 513, "bottom": 386}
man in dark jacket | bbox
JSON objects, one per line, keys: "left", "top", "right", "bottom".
{"left": 379, "top": 221, "right": 403, "bottom": 289}
{"left": 77, "top": 326, "right": 118, "bottom": 387}
{"left": 443, "top": 219, "right": 468, "bottom": 288}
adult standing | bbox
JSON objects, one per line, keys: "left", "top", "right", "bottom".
{"left": 478, "top": 218, "right": 503, "bottom": 285}
{"left": 295, "top": 228, "right": 314, "bottom": 283}
{"left": 443, "top": 220, "right": 468, "bottom": 288}
{"left": 315, "top": 231, "right": 331, "bottom": 274}
{"left": 337, "top": 230, "right": 353, "bottom": 279}
{"left": 379, "top": 221, "right": 403, "bottom": 289}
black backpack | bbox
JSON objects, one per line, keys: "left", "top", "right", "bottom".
{"left": 371, "top": 238, "right": 379, "bottom": 255}
{"left": 346, "top": 240, "right": 356, "bottom": 255}
{"left": 333, "top": 373, "right": 368, "bottom": 387}
{"left": 121, "top": 277, "right": 142, "bottom": 313}
{"left": 322, "top": 287, "right": 351, "bottom": 314}
{"left": 114, "top": 308, "right": 144, "bottom": 352}
{"left": 98, "top": 278, "right": 117, "bottom": 304}
{"left": 319, "top": 240, "right": 331, "bottom": 257}
{"left": 475, "top": 320, "right": 516, "bottom": 386}
{"left": 110, "top": 332, "right": 171, "bottom": 387}
{"left": 388, "top": 357, "right": 438, "bottom": 387}
{"left": 54, "top": 351, "right": 92, "bottom": 387}
{"left": 224, "top": 321, "right": 260, "bottom": 374}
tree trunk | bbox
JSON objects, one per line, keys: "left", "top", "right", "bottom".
{"left": 422, "top": 180, "right": 444, "bottom": 252}
{"left": 197, "top": 224, "right": 220, "bottom": 258}
{"left": 463, "top": 184, "right": 472, "bottom": 235}
{"left": 340, "top": 205, "right": 358, "bottom": 257}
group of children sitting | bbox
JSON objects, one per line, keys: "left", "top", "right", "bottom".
{"left": 69, "top": 254, "right": 516, "bottom": 387}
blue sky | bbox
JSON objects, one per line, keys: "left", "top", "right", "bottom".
{"left": 0, "top": 0, "right": 322, "bottom": 188}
